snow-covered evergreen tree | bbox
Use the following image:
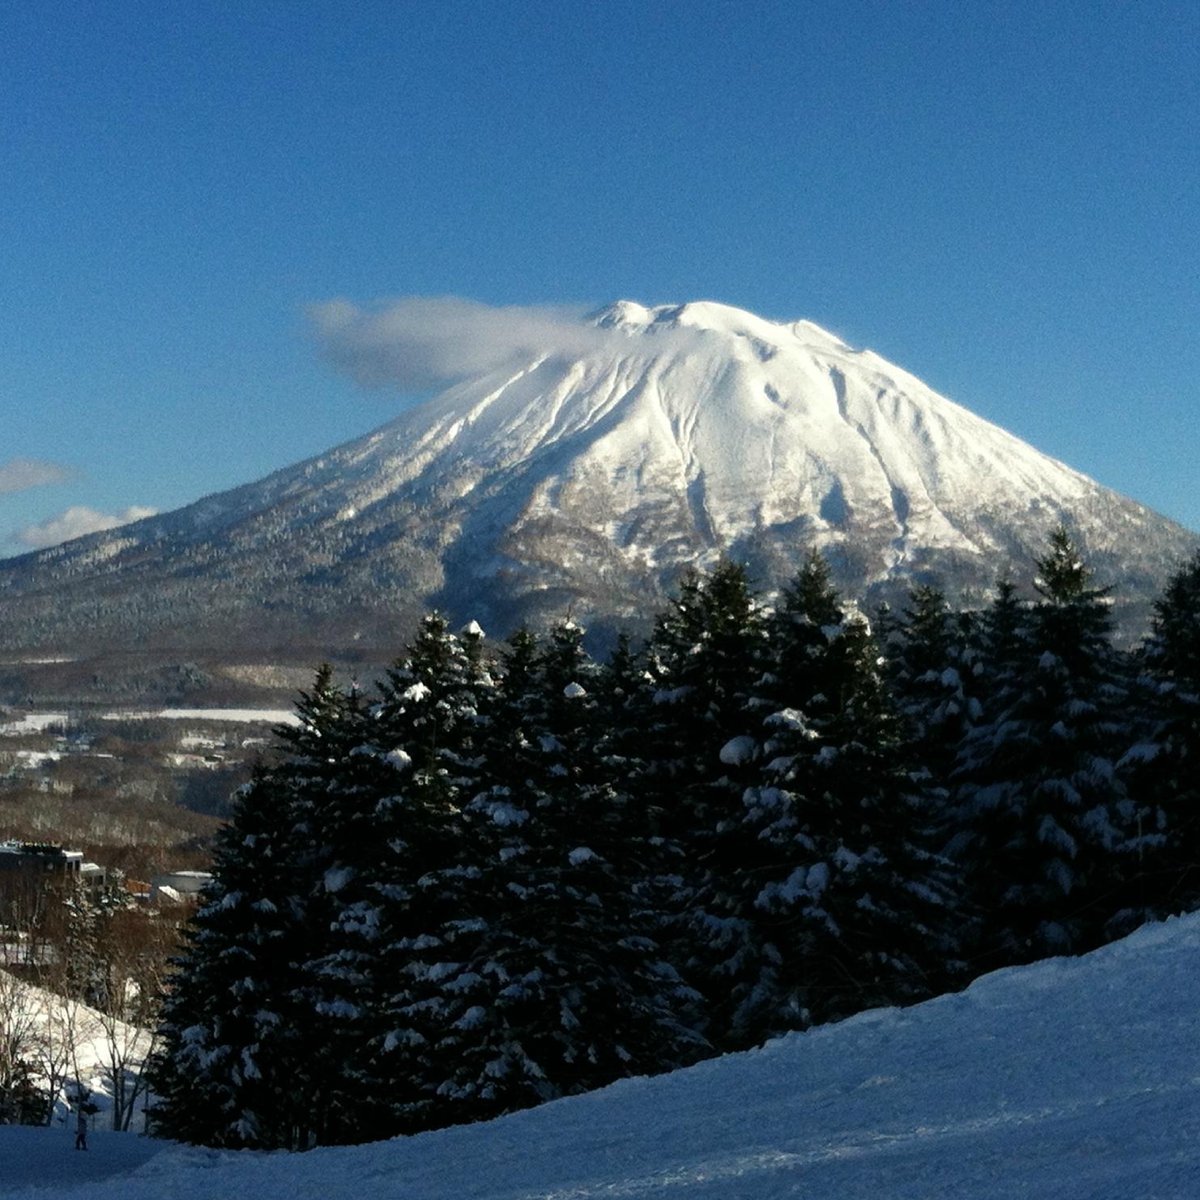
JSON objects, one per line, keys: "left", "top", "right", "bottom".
{"left": 951, "top": 529, "right": 1138, "bottom": 969}
{"left": 740, "top": 551, "right": 956, "bottom": 1034}
{"left": 305, "top": 615, "right": 492, "bottom": 1140}
{"left": 430, "top": 620, "right": 705, "bottom": 1125}
{"left": 885, "top": 583, "right": 979, "bottom": 797}
{"left": 1122, "top": 552, "right": 1200, "bottom": 918}
{"left": 638, "top": 561, "right": 771, "bottom": 1047}
{"left": 151, "top": 666, "right": 354, "bottom": 1149}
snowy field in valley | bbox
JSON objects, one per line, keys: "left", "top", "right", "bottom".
{"left": 0, "top": 709, "right": 299, "bottom": 736}
{"left": 0, "top": 714, "right": 71, "bottom": 736}
{"left": 95, "top": 708, "right": 300, "bottom": 726}
{"left": 4, "top": 911, "right": 1199, "bottom": 1199}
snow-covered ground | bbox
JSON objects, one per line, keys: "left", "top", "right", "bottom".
{"left": 0, "top": 709, "right": 299, "bottom": 737}
{"left": 4, "top": 912, "right": 1199, "bottom": 1198}
{"left": 0, "top": 713, "right": 70, "bottom": 736}
{"left": 0, "top": 972, "right": 154, "bottom": 1134}
{"left": 97, "top": 709, "right": 300, "bottom": 725}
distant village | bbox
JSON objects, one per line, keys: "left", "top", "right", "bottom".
{"left": 0, "top": 838, "right": 212, "bottom": 907}
{"left": 0, "top": 706, "right": 284, "bottom": 959}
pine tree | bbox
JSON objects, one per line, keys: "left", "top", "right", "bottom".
{"left": 886, "top": 583, "right": 979, "bottom": 796}
{"left": 637, "top": 561, "right": 770, "bottom": 1046}
{"left": 306, "top": 615, "right": 492, "bottom": 1140}
{"left": 741, "top": 551, "right": 955, "bottom": 1034}
{"left": 1123, "top": 552, "right": 1200, "bottom": 917}
{"left": 951, "top": 529, "right": 1137, "bottom": 969}
{"left": 151, "top": 667, "right": 353, "bottom": 1149}
{"left": 429, "top": 620, "right": 705, "bottom": 1125}
{"left": 644, "top": 562, "right": 767, "bottom": 820}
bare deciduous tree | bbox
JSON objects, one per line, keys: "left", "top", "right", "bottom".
{"left": 0, "top": 968, "right": 45, "bottom": 1123}
{"left": 30, "top": 991, "right": 90, "bottom": 1126}
{"left": 92, "top": 907, "right": 178, "bottom": 1130}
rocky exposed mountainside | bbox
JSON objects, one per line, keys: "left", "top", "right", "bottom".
{"left": 1, "top": 301, "right": 1195, "bottom": 698}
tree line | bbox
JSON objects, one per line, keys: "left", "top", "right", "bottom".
{"left": 149, "top": 528, "right": 1200, "bottom": 1150}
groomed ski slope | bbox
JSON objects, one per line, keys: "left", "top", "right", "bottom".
{"left": 5, "top": 912, "right": 1200, "bottom": 1199}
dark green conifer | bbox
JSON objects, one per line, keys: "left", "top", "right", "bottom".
{"left": 638, "top": 561, "right": 770, "bottom": 1045}
{"left": 952, "top": 529, "right": 1136, "bottom": 969}
{"left": 742, "top": 552, "right": 955, "bottom": 1034}
{"left": 431, "top": 620, "right": 704, "bottom": 1124}
{"left": 1123, "top": 552, "right": 1200, "bottom": 916}
{"left": 151, "top": 666, "right": 352, "bottom": 1149}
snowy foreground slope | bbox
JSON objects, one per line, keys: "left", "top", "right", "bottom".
{"left": 5, "top": 914, "right": 1200, "bottom": 1199}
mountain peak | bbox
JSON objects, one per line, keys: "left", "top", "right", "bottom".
{"left": 589, "top": 299, "right": 853, "bottom": 358}
{"left": 1, "top": 300, "right": 1195, "bottom": 683}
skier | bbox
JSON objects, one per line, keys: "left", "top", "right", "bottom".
{"left": 74, "top": 1107, "right": 87, "bottom": 1151}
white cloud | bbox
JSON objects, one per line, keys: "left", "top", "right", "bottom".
{"left": 14, "top": 505, "right": 158, "bottom": 551}
{"left": 0, "top": 458, "right": 75, "bottom": 495}
{"left": 309, "top": 296, "right": 616, "bottom": 390}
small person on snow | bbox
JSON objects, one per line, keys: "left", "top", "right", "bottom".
{"left": 74, "top": 1108, "right": 87, "bottom": 1151}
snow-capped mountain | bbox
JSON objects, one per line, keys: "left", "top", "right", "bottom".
{"left": 1, "top": 301, "right": 1195, "bottom": 672}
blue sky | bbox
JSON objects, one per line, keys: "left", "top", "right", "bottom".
{"left": 3, "top": 1, "right": 1198, "bottom": 554}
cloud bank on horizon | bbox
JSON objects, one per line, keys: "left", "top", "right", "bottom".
{"left": 14, "top": 505, "right": 158, "bottom": 552}
{"left": 1, "top": 458, "right": 156, "bottom": 555}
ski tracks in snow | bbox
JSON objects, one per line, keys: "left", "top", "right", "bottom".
{"left": 514, "top": 1080, "right": 1197, "bottom": 1200}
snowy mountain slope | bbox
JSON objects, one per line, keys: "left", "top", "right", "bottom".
{"left": 1, "top": 302, "right": 1195, "bottom": 670}
{"left": 5, "top": 911, "right": 1200, "bottom": 1198}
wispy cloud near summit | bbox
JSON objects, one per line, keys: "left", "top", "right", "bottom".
{"left": 309, "top": 297, "right": 611, "bottom": 390}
